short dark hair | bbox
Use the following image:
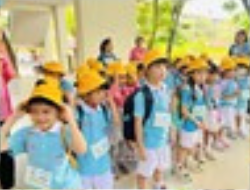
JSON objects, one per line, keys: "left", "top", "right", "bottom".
{"left": 26, "top": 97, "right": 61, "bottom": 113}
{"left": 147, "top": 58, "right": 169, "bottom": 69}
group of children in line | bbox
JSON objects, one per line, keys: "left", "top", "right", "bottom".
{"left": 0, "top": 48, "right": 249, "bottom": 189}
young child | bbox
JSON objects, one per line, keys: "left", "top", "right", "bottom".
{"left": 75, "top": 70, "right": 120, "bottom": 189}
{"left": 234, "top": 56, "right": 250, "bottom": 137}
{"left": 219, "top": 57, "right": 239, "bottom": 140}
{"left": 107, "top": 62, "right": 128, "bottom": 109}
{"left": 134, "top": 50, "right": 172, "bottom": 189}
{"left": 39, "top": 61, "right": 75, "bottom": 107}
{"left": 178, "top": 58, "right": 208, "bottom": 178}
{"left": 0, "top": 80, "right": 87, "bottom": 189}
{"left": 206, "top": 62, "right": 229, "bottom": 150}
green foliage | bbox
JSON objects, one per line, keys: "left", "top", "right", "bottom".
{"left": 65, "top": 5, "right": 76, "bottom": 35}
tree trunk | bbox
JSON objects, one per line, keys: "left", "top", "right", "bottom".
{"left": 242, "top": 0, "right": 250, "bottom": 17}
{"left": 148, "top": 0, "right": 159, "bottom": 49}
{"left": 166, "top": 0, "right": 185, "bottom": 61}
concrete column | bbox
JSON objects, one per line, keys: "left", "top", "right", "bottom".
{"left": 74, "top": 0, "right": 85, "bottom": 65}
{"left": 52, "top": 5, "right": 69, "bottom": 70}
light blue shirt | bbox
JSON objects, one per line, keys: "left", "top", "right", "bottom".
{"left": 230, "top": 42, "right": 250, "bottom": 56}
{"left": 220, "top": 79, "right": 239, "bottom": 107}
{"left": 134, "top": 83, "right": 171, "bottom": 149}
{"left": 60, "top": 78, "right": 75, "bottom": 93}
{"left": 237, "top": 76, "right": 250, "bottom": 111}
{"left": 181, "top": 84, "right": 207, "bottom": 132}
{"left": 9, "top": 123, "right": 82, "bottom": 189}
{"left": 76, "top": 101, "right": 112, "bottom": 176}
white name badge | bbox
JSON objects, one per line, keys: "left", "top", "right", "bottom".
{"left": 25, "top": 165, "right": 52, "bottom": 188}
{"left": 242, "top": 90, "right": 250, "bottom": 99}
{"left": 154, "top": 113, "right": 171, "bottom": 128}
{"left": 192, "top": 106, "right": 207, "bottom": 119}
{"left": 91, "top": 137, "right": 110, "bottom": 159}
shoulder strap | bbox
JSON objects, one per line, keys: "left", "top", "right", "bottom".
{"left": 60, "top": 125, "right": 70, "bottom": 153}
{"left": 141, "top": 85, "right": 154, "bottom": 125}
{"left": 76, "top": 105, "right": 85, "bottom": 130}
{"left": 101, "top": 105, "right": 109, "bottom": 122}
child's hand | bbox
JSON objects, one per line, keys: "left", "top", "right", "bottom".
{"left": 13, "top": 102, "right": 27, "bottom": 119}
{"left": 138, "top": 147, "right": 146, "bottom": 161}
{"left": 60, "top": 105, "right": 75, "bottom": 124}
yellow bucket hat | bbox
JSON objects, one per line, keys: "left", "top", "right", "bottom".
{"left": 143, "top": 49, "right": 167, "bottom": 68}
{"left": 126, "top": 63, "right": 138, "bottom": 80}
{"left": 233, "top": 56, "right": 250, "bottom": 67}
{"left": 186, "top": 58, "right": 208, "bottom": 73}
{"left": 77, "top": 70, "right": 106, "bottom": 95}
{"left": 176, "top": 56, "right": 192, "bottom": 70}
{"left": 29, "top": 80, "right": 63, "bottom": 107}
{"left": 107, "top": 62, "right": 127, "bottom": 76}
{"left": 76, "top": 63, "right": 91, "bottom": 80}
{"left": 220, "top": 57, "right": 236, "bottom": 71}
{"left": 42, "top": 61, "right": 66, "bottom": 75}
{"left": 87, "top": 58, "right": 105, "bottom": 72}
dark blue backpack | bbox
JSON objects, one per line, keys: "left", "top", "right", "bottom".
{"left": 123, "top": 85, "right": 154, "bottom": 142}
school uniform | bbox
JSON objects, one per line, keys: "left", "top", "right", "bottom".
{"left": 206, "top": 82, "right": 222, "bottom": 132}
{"left": 134, "top": 82, "right": 172, "bottom": 178}
{"left": 219, "top": 79, "right": 239, "bottom": 132}
{"left": 76, "top": 101, "right": 113, "bottom": 189}
{"left": 180, "top": 84, "right": 207, "bottom": 149}
{"left": 8, "top": 122, "right": 82, "bottom": 189}
{"left": 236, "top": 76, "right": 250, "bottom": 135}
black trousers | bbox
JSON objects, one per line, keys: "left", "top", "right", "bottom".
{"left": 0, "top": 121, "right": 15, "bottom": 189}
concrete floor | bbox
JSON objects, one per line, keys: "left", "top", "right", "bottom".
{"left": 8, "top": 64, "right": 250, "bottom": 189}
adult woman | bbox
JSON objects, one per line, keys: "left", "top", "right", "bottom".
{"left": 229, "top": 29, "right": 250, "bottom": 57}
{"left": 129, "top": 36, "right": 147, "bottom": 62}
{"left": 98, "top": 38, "right": 118, "bottom": 66}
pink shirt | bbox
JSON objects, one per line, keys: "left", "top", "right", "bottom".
{"left": 129, "top": 47, "right": 147, "bottom": 62}
{"left": 0, "top": 56, "right": 15, "bottom": 121}
{"left": 109, "top": 83, "right": 139, "bottom": 108}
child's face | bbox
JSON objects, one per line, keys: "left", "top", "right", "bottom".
{"left": 192, "top": 70, "right": 207, "bottom": 85}
{"left": 224, "top": 70, "right": 235, "bottom": 79}
{"left": 85, "top": 89, "right": 106, "bottom": 107}
{"left": 28, "top": 104, "right": 59, "bottom": 131}
{"left": 147, "top": 64, "right": 167, "bottom": 82}
{"left": 236, "top": 67, "right": 248, "bottom": 78}
{"left": 208, "top": 72, "right": 219, "bottom": 83}
{"left": 118, "top": 74, "right": 127, "bottom": 85}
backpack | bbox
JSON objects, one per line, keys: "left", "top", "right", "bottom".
{"left": 76, "top": 104, "right": 109, "bottom": 130}
{"left": 123, "top": 85, "right": 154, "bottom": 142}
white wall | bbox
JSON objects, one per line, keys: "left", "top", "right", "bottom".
{"left": 75, "top": 0, "right": 137, "bottom": 62}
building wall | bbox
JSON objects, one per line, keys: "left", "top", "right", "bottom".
{"left": 77, "top": 0, "right": 137, "bottom": 62}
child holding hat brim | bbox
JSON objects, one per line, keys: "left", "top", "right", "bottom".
{"left": 0, "top": 80, "right": 87, "bottom": 189}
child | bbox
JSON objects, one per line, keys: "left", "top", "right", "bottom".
{"left": 206, "top": 62, "right": 229, "bottom": 150}
{"left": 234, "top": 56, "right": 250, "bottom": 137}
{"left": 178, "top": 58, "right": 208, "bottom": 178}
{"left": 129, "top": 36, "right": 147, "bottom": 62}
{"left": 107, "top": 62, "right": 128, "bottom": 109}
{"left": 76, "top": 70, "right": 120, "bottom": 189}
{"left": 39, "top": 61, "right": 75, "bottom": 107}
{"left": 134, "top": 50, "right": 172, "bottom": 189}
{"left": 219, "top": 57, "right": 239, "bottom": 140}
{"left": 0, "top": 80, "right": 87, "bottom": 189}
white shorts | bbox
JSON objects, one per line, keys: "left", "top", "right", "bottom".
{"left": 136, "top": 146, "right": 172, "bottom": 178}
{"left": 207, "top": 110, "right": 221, "bottom": 132}
{"left": 180, "top": 130, "right": 201, "bottom": 149}
{"left": 81, "top": 171, "right": 114, "bottom": 189}
{"left": 220, "top": 107, "right": 236, "bottom": 131}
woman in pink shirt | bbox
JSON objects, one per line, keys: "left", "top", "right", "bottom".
{"left": 129, "top": 36, "right": 147, "bottom": 63}
{"left": 0, "top": 32, "right": 16, "bottom": 124}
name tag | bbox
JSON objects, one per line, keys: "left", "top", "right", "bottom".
{"left": 242, "top": 90, "right": 250, "bottom": 99}
{"left": 154, "top": 112, "right": 171, "bottom": 129}
{"left": 25, "top": 165, "right": 52, "bottom": 188}
{"left": 192, "top": 106, "right": 207, "bottom": 119}
{"left": 91, "top": 137, "right": 110, "bottom": 159}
